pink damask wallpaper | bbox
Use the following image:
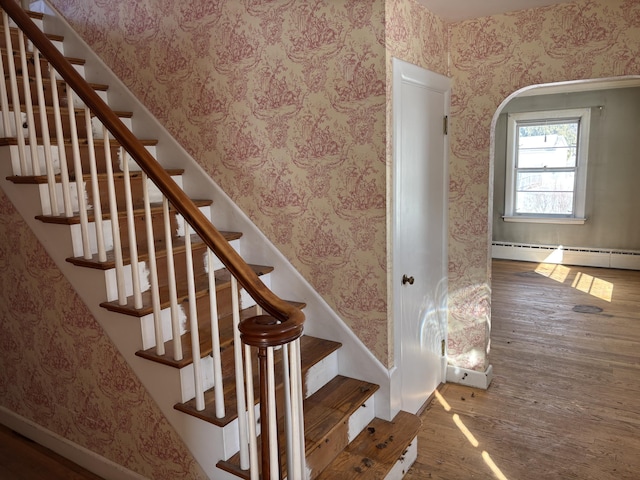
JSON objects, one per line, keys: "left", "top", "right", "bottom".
{"left": 0, "top": 190, "right": 207, "bottom": 478}
{"left": 447, "top": 0, "right": 640, "bottom": 369}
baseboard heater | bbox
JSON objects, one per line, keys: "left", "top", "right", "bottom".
{"left": 492, "top": 242, "right": 640, "bottom": 270}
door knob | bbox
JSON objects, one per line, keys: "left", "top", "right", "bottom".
{"left": 402, "top": 274, "right": 414, "bottom": 285}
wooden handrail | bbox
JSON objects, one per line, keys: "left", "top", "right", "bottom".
{"left": 0, "top": 0, "right": 304, "bottom": 346}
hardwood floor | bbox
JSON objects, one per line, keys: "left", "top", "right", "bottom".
{"left": 405, "top": 259, "right": 640, "bottom": 480}
{"left": 0, "top": 424, "right": 103, "bottom": 480}
{"left": 2, "top": 259, "right": 638, "bottom": 479}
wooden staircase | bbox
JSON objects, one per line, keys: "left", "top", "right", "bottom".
{"left": 0, "top": 3, "right": 420, "bottom": 479}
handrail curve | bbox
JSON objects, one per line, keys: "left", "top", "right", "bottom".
{"left": 0, "top": 0, "right": 304, "bottom": 347}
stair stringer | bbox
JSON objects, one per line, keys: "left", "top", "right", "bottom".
{"left": 31, "top": 0, "right": 395, "bottom": 419}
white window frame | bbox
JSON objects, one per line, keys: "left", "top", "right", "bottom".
{"left": 504, "top": 108, "right": 591, "bottom": 224}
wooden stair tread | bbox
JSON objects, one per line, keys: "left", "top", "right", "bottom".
{"left": 7, "top": 167, "right": 184, "bottom": 185}
{"left": 0, "top": 46, "right": 85, "bottom": 65}
{"left": 35, "top": 198, "right": 214, "bottom": 225}
{"left": 315, "top": 410, "right": 421, "bottom": 480}
{"left": 0, "top": 137, "right": 158, "bottom": 146}
{"left": 100, "top": 261, "right": 270, "bottom": 317}
{"left": 174, "top": 335, "right": 342, "bottom": 427}
{"left": 0, "top": 23, "right": 62, "bottom": 42}
{"left": 135, "top": 300, "right": 306, "bottom": 368}
{"left": 217, "top": 375, "right": 380, "bottom": 480}
{"left": 68, "top": 231, "right": 242, "bottom": 271}
{"left": 3, "top": 73, "right": 108, "bottom": 91}
{"left": 2, "top": 104, "right": 132, "bottom": 117}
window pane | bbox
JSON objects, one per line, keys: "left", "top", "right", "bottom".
{"left": 515, "top": 191, "right": 574, "bottom": 215}
{"left": 517, "top": 122, "right": 578, "bottom": 168}
{"left": 516, "top": 171, "right": 575, "bottom": 192}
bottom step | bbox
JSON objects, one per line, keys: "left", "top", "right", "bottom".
{"left": 315, "top": 410, "right": 421, "bottom": 480}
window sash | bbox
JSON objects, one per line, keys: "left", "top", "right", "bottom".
{"left": 504, "top": 108, "right": 591, "bottom": 222}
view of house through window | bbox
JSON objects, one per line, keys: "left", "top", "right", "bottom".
{"left": 515, "top": 119, "right": 578, "bottom": 215}
{"left": 505, "top": 108, "right": 591, "bottom": 223}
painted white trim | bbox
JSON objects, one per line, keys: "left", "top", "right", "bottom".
{"left": 505, "top": 108, "right": 591, "bottom": 220}
{"left": 502, "top": 215, "right": 586, "bottom": 224}
{"left": 492, "top": 242, "right": 640, "bottom": 270}
{"left": 0, "top": 407, "right": 148, "bottom": 480}
{"left": 446, "top": 364, "right": 493, "bottom": 390}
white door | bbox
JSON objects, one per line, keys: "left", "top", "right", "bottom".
{"left": 392, "top": 58, "right": 450, "bottom": 415}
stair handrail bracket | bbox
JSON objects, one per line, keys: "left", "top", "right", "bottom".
{"left": 1, "top": 1, "right": 306, "bottom": 478}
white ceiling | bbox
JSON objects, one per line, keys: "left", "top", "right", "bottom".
{"left": 417, "top": 0, "right": 575, "bottom": 22}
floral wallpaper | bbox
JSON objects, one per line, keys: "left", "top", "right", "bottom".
{"left": 46, "top": 0, "right": 395, "bottom": 364}
{"left": 447, "top": 0, "right": 640, "bottom": 369}
{"left": 0, "top": 190, "right": 207, "bottom": 479}
{"left": 5, "top": 0, "right": 637, "bottom": 477}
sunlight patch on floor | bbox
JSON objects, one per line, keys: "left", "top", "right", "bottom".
{"left": 534, "top": 262, "right": 614, "bottom": 302}
{"left": 434, "top": 389, "right": 510, "bottom": 479}
{"left": 572, "top": 272, "right": 613, "bottom": 302}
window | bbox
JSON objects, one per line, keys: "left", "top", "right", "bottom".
{"left": 504, "top": 108, "right": 591, "bottom": 224}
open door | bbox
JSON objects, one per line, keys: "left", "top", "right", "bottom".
{"left": 392, "top": 58, "right": 450, "bottom": 414}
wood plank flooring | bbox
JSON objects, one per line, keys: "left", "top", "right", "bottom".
{"left": 405, "top": 259, "right": 640, "bottom": 480}
{"left": 2, "top": 259, "right": 638, "bottom": 479}
{"left": 0, "top": 424, "right": 103, "bottom": 480}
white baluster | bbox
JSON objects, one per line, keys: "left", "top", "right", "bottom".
{"left": 102, "top": 126, "right": 126, "bottom": 303}
{"left": 142, "top": 171, "right": 165, "bottom": 355}
{"left": 17, "top": 30, "right": 39, "bottom": 175}
{"left": 48, "top": 65, "right": 73, "bottom": 217}
{"left": 232, "top": 276, "right": 250, "bottom": 470}
{"left": 122, "top": 150, "right": 142, "bottom": 308}
{"left": 289, "top": 338, "right": 306, "bottom": 479}
{"left": 3, "top": 12, "right": 27, "bottom": 174}
{"left": 84, "top": 108, "right": 106, "bottom": 261}
{"left": 0, "top": 14, "right": 11, "bottom": 138}
{"left": 207, "top": 248, "right": 225, "bottom": 418}
{"left": 164, "top": 197, "right": 183, "bottom": 361}
{"left": 184, "top": 223, "right": 204, "bottom": 410}
{"left": 66, "top": 87, "right": 91, "bottom": 259}
{"left": 283, "top": 342, "right": 294, "bottom": 477}
{"left": 32, "top": 48, "right": 58, "bottom": 215}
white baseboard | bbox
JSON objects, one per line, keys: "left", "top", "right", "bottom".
{"left": 492, "top": 242, "right": 640, "bottom": 270}
{"left": 446, "top": 364, "right": 493, "bottom": 389}
{"left": 0, "top": 407, "right": 147, "bottom": 480}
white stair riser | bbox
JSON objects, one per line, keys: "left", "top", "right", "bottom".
{"left": 104, "top": 262, "right": 150, "bottom": 304}
{"left": 303, "top": 348, "right": 338, "bottom": 400}
{"left": 348, "top": 393, "right": 375, "bottom": 443}
{"left": 4, "top": 121, "right": 145, "bottom": 180}
{"left": 384, "top": 437, "right": 418, "bottom": 480}
{"left": 68, "top": 202, "right": 210, "bottom": 258}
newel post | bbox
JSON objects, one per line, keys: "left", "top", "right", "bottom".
{"left": 238, "top": 314, "right": 304, "bottom": 480}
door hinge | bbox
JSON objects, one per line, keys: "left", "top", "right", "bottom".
{"left": 443, "top": 115, "right": 448, "bottom": 135}
{"left": 441, "top": 339, "right": 446, "bottom": 356}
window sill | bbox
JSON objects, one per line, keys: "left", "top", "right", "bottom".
{"left": 502, "top": 216, "right": 587, "bottom": 225}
